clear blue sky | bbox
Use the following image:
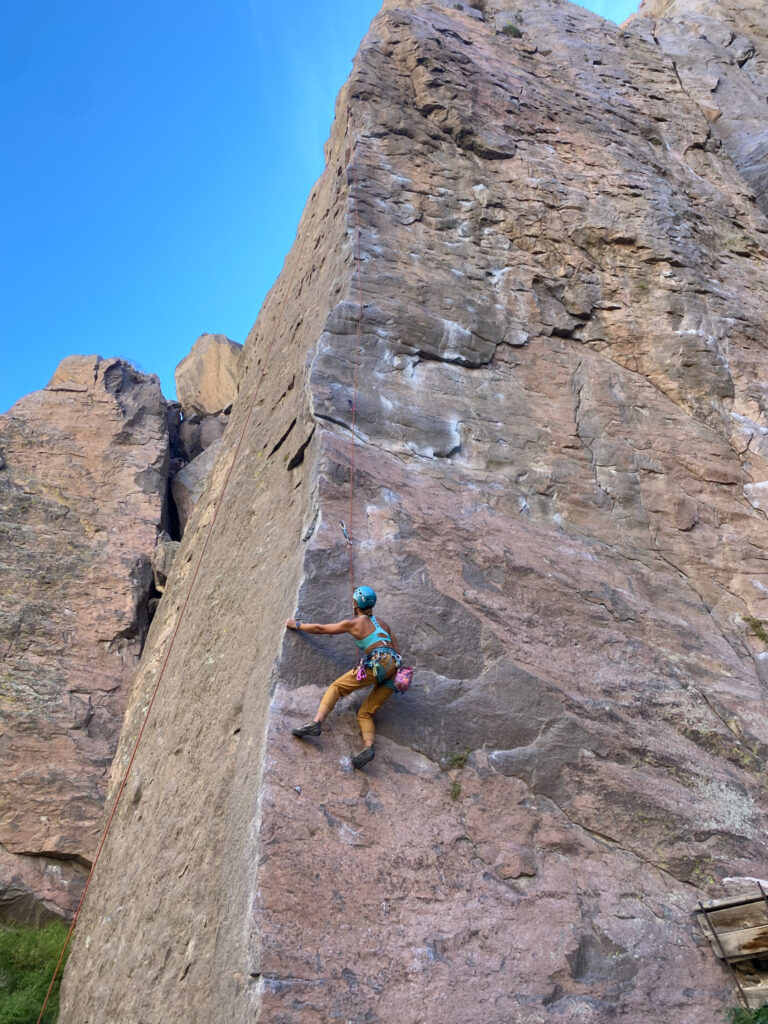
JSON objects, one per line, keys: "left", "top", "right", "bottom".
{"left": 1, "top": 0, "right": 638, "bottom": 414}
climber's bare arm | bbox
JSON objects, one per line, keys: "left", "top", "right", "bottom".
{"left": 285, "top": 618, "right": 358, "bottom": 636}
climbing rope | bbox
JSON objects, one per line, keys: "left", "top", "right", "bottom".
{"left": 346, "top": 109, "right": 364, "bottom": 597}
{"left": 35, "top": 204, "right": 312, "bottom": 1024}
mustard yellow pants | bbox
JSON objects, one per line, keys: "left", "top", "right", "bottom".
{"left": 317, "top": 656, "right": 396, "bottom": 745}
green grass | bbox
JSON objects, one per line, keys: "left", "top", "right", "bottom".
{"left": 744, "top": 616, "right": 768, "bottom": 644}
{"left": 446, "top": 747, "right": 471, "bottom": 770}
{"left": 728, "top": 1008, "right": 768, "bottom": 1024}
{"left": 450, "top": 779, "right": 462, "bottom": 801}
{"left": 501, "top": 24, "right": 523, "bottom": 37}
{"left": 0, "top": 920, "right": 70, "bottom": 1024}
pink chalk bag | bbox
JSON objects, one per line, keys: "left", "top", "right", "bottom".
{"left": 393, "top": 666, "right": 413, "bottom": 693}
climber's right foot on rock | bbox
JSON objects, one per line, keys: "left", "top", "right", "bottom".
{"left": 292, "top": 720, "right": 321, "bottom": 738}
{"left": 351, "top": 745, "right": 375, "bottom": 769}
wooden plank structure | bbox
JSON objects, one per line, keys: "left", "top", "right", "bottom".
{"left": 695, "top": 887, "right": 768, "bottom": 1009}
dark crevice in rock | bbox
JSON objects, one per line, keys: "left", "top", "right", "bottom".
{"left": 146, "top": 576, "right": 165, "bottom": 622}
{"left": 286, "top": 428, "right": 316, "bottom": 470}
{"left": 126, "top": 556, "right": 154, "bottom": 652}
{"left": 163, "top": 486, "right": 183, "bottom": 543}
{"left": 414, "top": 346, "right": 497, "bottom": 369}
{"left": 18, "top": 851, "right": 92, "bottom": 870}
{"left": 314, "top": 411, "right": 354, "bottom": 433}
{"left": 268, "top": 419, "right": 297, "bottom": 458}
{"left": 163, "top": 403, "right": 185, "bottom": 542}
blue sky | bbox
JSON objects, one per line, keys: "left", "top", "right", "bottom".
{"left": 1, "top": 0, "right": 638, "bottom": 413}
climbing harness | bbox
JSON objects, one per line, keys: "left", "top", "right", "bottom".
{"left": 356, "top": 646, "right": 401, "bottom": 682}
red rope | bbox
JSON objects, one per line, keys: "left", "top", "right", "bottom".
{"left": 36, "top": 214, "right": 310, "bottom": 1024}
{"left": 348, "top": 114, "right": 363, "bottom": 597}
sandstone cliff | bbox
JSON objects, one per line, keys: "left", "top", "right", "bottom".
{"left": 0, "top": 357, "right": 172, "bottom": 921}
{"left": 59, "top": 0, "right": 768, "bottom": 1021}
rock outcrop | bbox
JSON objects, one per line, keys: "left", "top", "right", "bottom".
{"left": 628, "top": 0, "right": 768, "bottom": 212}
{"left": 174, "top": 333, "right": 242, "bottom": 419}
{"left": 172, "top": 334, "right": 240, "bottom": 533}
{"left": 59, "top": 1, "right": 768, "bottom": 1022}
{"left": 170, "top": 440, "right": 222, "bottom": 534}
{"left": 0, "top": 356, "right": 171, "bottom": 920}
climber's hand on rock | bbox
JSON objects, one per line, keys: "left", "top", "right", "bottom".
{"left": 286, "top": 619, "right": 297, "bottom": 630}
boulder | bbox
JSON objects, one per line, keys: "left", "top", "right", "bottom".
{"left": 170, "top": 441, "right": 221, "bottom": 534}
{"left": 150, "top": 537, "right": 180, "bottom": 592}
{"left": 174, "top": 334, "right": 242, "bottom": 417}
{"left": 178, "top": 412, "right": 229, "bottom": 462}
{"left": 199, "top": 412, "right": 228, "bottom": 450}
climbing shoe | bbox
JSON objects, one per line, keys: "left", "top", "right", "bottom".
{"left": 292, "top": 721, "right": 321, "bottom": 738}
{"left": 351, "top": 746, "right": 375, "bottom": 769}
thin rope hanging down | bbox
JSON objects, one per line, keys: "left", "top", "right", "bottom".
{"left": 346, "top": 112, "right": 365, "bottom": 598}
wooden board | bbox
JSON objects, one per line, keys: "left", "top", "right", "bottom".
{"left": 744, "top": 985, "right": 768, "bottom": 1010}
{"left": 701, "top": 923, "right": 768, "bottom": 962}
{"left": 699, "top": 893, "right": 767, "bottom": 913}
{"left": 705, "top": 903, "right": 768, "bottom": 932}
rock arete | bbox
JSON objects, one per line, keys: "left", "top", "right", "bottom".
{"left": 58, "top": 1, "right": 768, "bottom": 1021}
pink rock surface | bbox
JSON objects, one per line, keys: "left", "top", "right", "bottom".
{"left": 628, "top": 0, "right": 768, "bottom": 213}
{"left": 59, "top": 1, "right": 768, "bottom": 1021}
{"left": 0, "top": 356, "right": 170, "bottom": 918}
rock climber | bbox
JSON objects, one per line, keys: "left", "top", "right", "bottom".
{"left": 286, "top": 586, "right": 401, "bottom": 769}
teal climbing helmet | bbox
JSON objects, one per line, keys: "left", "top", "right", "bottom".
{"left": 353, "top": 586, "right": 377, "bottom": 610}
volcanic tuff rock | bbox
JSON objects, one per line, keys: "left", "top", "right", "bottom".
{"left": 60, "top": 0, "right": 768, "bottom": 1022}
{"left": 0, "top": 357, "right": 171, "bottom": 920}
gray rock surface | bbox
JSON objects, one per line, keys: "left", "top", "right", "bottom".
{"left": 59, "top": 1, "right": 768, "bottom": 1021}
{"left": 178, "top": 411, "right": 229, "bottom": 462}
{"left": 628, "top": 0, "right": 768, "bottom": 212}
{"left": 170, "top": 440, "right": 221, "bottom": 535}
{"left": 150, "top": 537, "right": 180, "bottom": 593}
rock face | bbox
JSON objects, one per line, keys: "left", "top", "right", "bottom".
{"left": 60, "top": 2, "right": 768, "bottom": 1022}
{"left": 629, "top": 0, "right": 768, "bottom": 211}
{"left": 172, "top": 334, "right": 240, "bottom": 533}
{"left": 0, "top": 356, "right": 170, "bottom": 920}
{"left": 174, "top": 333, "right": 242, "bottom": 418}
{"left": 170, "top": 441, "right": 222, "bottom": 534}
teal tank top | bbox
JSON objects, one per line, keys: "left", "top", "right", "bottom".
{"left": 354, "top": 615, "right": 393, "bottom": 653}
